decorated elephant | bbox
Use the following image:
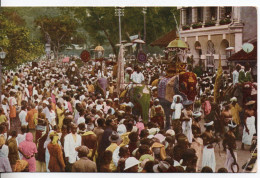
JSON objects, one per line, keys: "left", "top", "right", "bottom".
{"left": 155, "top": 71, "right": 197, "bottom": 130}
{"left": 223, "top": 82, "right": 257, "bottom": 106}
{"left": 120, "top": 84, "right": 151, "bottom": 123}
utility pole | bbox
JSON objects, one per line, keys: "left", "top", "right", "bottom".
{"left": 115, "top": 7, "right": 125, "bottom": 44}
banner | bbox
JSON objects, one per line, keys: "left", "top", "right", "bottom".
{"left": 80, "top": 50, "right": 90, "bottom": 63}
{"left": 137, "top": 52, "right": 147, "bottom": 63}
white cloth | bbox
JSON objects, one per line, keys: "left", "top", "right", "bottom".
{"left": 130, "top": 72, "right": 144, "bottom": 84}
{"left": 182, "top": 118, "right": 193, "bottom": 143}
{"left": 232, "top": 70, "right": 239, "bottom": 85}
{"left": 171, "top": 103, "right": 183, "bottom": 120}
{"left": 77, "top": 116, "right": 85, "bottom": 125}
{"left": 112, "top": 146, "right": 120, "bottom": 167}
{"left": 202, "top": 146, "right": 216, "bottom": 172}
{"left": 64, "top": 133, "right": 82, "bottom": 164}
{"left": 0, "top": 144, "right": 9, "bottom": 158}
{"left": 17, "top": 133, "right": 27, "bottom": 159}
{"left": 8, "top": 97, "right": 17, "bottom": 106}
{"left": 49, "top": 110, "right": 56, "bottom": 126}
{"left": 43, "top": 107, "right": 50, "bottom": 120}
{"left": 225, "top": 149, "right": 238, "bottom": 172}
{"left": 19, "top": 110, "right": 28, "bottom": 126}
{"left": 242, "top": 116, "right": 256, "bottom": 145}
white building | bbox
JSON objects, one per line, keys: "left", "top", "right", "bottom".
{"left": 179, "top": 7, "right": 257, "bottom": 73}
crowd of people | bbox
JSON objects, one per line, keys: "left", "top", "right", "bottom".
{"left": 0, "top": 56, "right": 257, "bottom": 173}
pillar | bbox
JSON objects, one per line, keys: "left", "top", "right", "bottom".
{"left": 233, "top": 7, "right": 241, "bottom": 23}
{"left": 192, "top": 7, "right": 198, "bottom": 24}
{"left": 234, "top": 32, "right": 243, "bottom": 52}
{"left": 216, "top": 7, "right": 220, "bottom": 25}
{"left": 219, "top": 7, "right": 225, "bottom": 19}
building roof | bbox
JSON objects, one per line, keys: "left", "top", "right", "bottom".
{"left": 227, "top": 41, "right": 257, "bottom": 61}
{"left": 150, "top": 30, "right": 177, "bottom": 47}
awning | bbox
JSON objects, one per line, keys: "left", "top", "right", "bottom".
{"left": 227, "top": 41, "right": 257, "bottom": 61}
{"left": 150, "top": 29, "right": 177, "bottom": 48}
{"left": 62, "top": 57, "right": 70, "bottom": 63}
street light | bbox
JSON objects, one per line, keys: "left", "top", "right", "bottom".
{"left": 142, "top": 7, "right": 147, "bottom": 43}
{"left": 115, "top": 7, "right": 124, "bottom": 44}
{"left": 0, "top": 47, "right": 6, "bottom": 105}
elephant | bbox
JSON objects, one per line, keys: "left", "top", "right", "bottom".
{"left": 120, "top": 84, "right": 151, "bottom": 124}
{"left": 223, "top": 82, "right": 257, "bottom": 107}
{"left": 156, "top": 71, "right": 197, "bottom": 130}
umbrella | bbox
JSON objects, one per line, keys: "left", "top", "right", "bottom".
{"left": 132, "top": 39, "right": 145, "bottom": 44}
{"left": 167, "top": 37, "right": 188, "bottom": 49}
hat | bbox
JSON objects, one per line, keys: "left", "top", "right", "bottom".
{"left": 154, "top": 134, "right": 166, "bottom": 143}
{"left": 124, "top": 157, "right": 140, "bottom": 170}
{"left": 75, "top": 146, "right": 89, "bottom": 155}
{"left": 183, "top": 100, "right": 193, "bottom": 106}
{"left": 173, "top": 95, "right": 183, "bottom": 102}
{"left": 148, "top": 128, "right": 159, "bottom": 135}
{"left": 43, "top": 100, "right": 49, "bottom": 105}
{"left": 153, "top": 161, "right": 170, "bottom": 173}
{"left": 152, "top": 86, "right": 157, "bottom": 91}
{"left": 230, "top": 97, "right": 237, "bottom": 102}
{"left": 245, "top": 100, "right": 255, "bottom": 106}
{"left": 192, "top": 111, "right": 202, "bottom": 118}
{"left": 204, "top": 121, "right": 214, "bottom": 127}
{"left": 109, "top": 131, "right": 122, "bottom": 143}
{"left": 166, "top": 129, "right": 175, "bottom": 136}
{"left": 114, "top": 98, "right": 119, "bottom": 101}
{"left": 228, "top": 121, "right": 237, "bottom": 128}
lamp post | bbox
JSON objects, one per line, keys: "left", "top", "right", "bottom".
{"left": 142, "top": 7, "right": 147, "bottom": 43}
{"left": 115, "top": 7, "right": 124, "bottom": 44}
{"left": 0, "top": 47, "right": 6, "bottom": 105}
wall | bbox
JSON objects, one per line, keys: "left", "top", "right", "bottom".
{"left": 241, "top": 7, "right": 257, "bottom": 42}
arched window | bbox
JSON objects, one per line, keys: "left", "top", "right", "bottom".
{"left": 207, "top": 40, "right": 215, "bottom": 55}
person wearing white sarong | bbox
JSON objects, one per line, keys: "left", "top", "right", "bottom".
{"left": 201, "top": 121, "right": 217, "bottom": 172}
{"left": 242, "top": 101, "right": 256, "bottom": 148}
{"left": 242, "top": 116, "right": 256, "bottom": 145}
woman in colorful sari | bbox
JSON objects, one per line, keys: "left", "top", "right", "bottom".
{"left": 18, "top": 132, "right": 38, "bottom": 172}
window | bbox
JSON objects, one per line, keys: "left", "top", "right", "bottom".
{"left": 225, "top": 7, "right": 232, "bottom": 18}
{"left": 210, "top": 7, "right": 217, "bottom": 21}
{"left": 186, "top": 7, "right": 192, "bottom": 25}
{"left": 207, "top": 56, "right": 214, "bottom": 66}
{"left": 197, "top": 7, "right": 203, "bottom": 22}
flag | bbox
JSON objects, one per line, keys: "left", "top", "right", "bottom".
{"left": 214, "top": 54, "right": 223, "bottom": 102}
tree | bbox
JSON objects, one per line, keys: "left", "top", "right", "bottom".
{"left": 0, "top": 13, "right": 44, "bottom": 69}
{"left": 73, "top": 7, "right": 179, "bottom": 55}
{"left": 35, "top": 15, "right": 78, "bottom": 60}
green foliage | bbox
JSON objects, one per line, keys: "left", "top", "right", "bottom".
{"left": 0, "top": 13, "right": 44, "bottom": 69}
{"left": 35, "top": 15, "right": 78, "bottom": 58}
{"left": 192, "top": 22, "right": 203, "bottom": 29}
{"left": 204, "top": 21, "right": 216, "bottom": 27}
{"left": 219, "top": 18, "right": 231, "bottom": 25}
{"left": 182, "top": 25, "right": 190, "bottom": 30}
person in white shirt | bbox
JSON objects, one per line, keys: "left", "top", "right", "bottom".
{"left": 130, "top": 66, "right": 144, "bottom": 84}
{"left": 232, "top": 64, "right": 240, "bottom": 85}
{"left": 77, "top": 111, "right": 85, "bottom": 125}
{"left": 19, "top": 105, "right": 28, "bottom": 127}
{"left": 171, "top": 95, "right": 183, "bottom": 120}
{"left": 64, "top": 123, "right": 82, "bottom": 171}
